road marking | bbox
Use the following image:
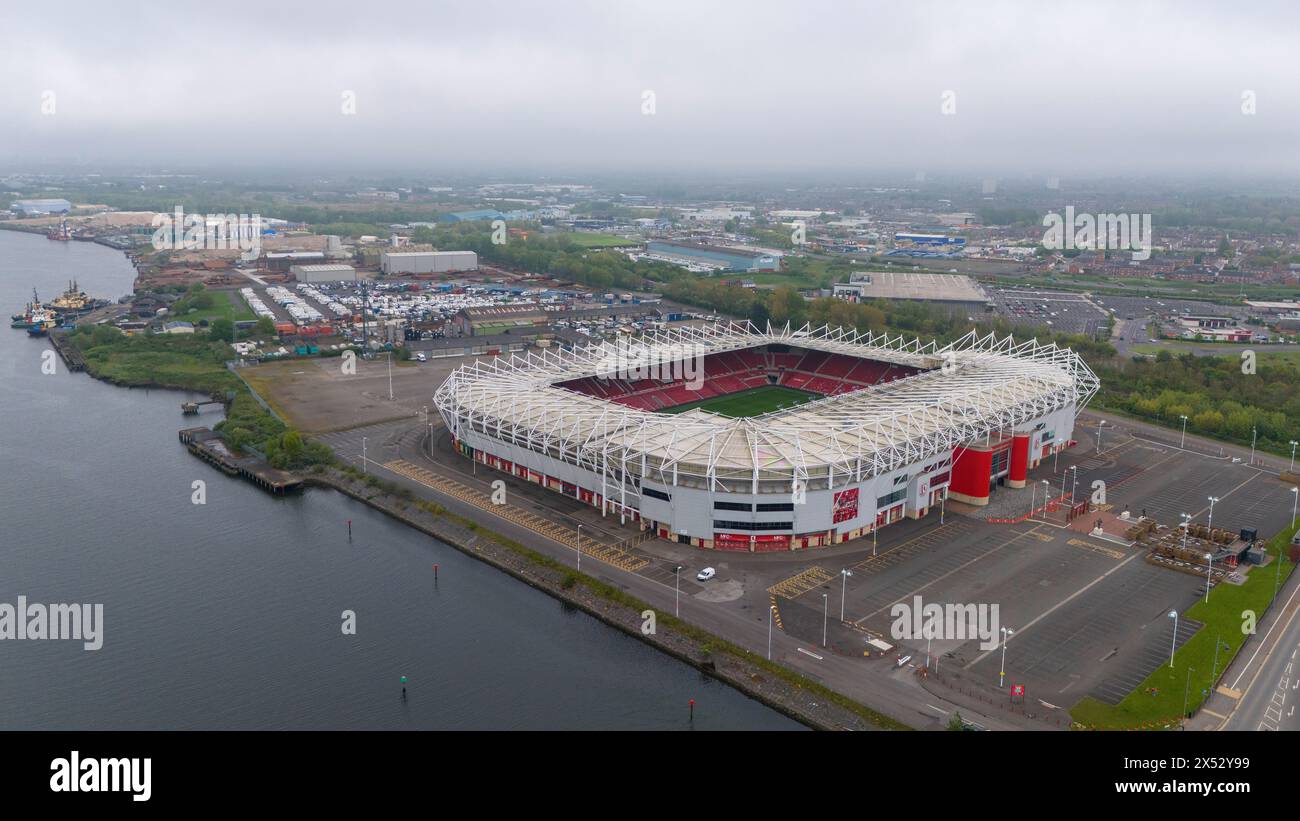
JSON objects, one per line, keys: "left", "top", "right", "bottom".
{"left": 768, "top": 566, "right": 834, "bottom": 600}
{"left": 965, "top": 550, "right": 1143, "bottom": 668}
{"left": 1068, "top": 537, "right": 1125, "bottom": 560}
{"left": 1189, "top": 470, "right": 1262, "bottom": 519}
{"left": 1220, "top": 565, "right": 1300, "bottom": 729}
{"left": 797, "top": 648, "right": 824, "bottom": 660}
{"left": 1202, "top": 708, "right": 1228, "bottom": 720}
{"left": 857, "top": 526, "right": 1043, "bottom": 626}
{"left": 926, "top": 704, "right": 948, "bottom": 714}
{"left": 1228, "top": 567, "right": 1300, "bottom": 691}
{"left": 769, "top": 595, "right": 785, "bottom": 631}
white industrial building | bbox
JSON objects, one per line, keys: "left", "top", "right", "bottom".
{"left": 291, "top": 263, "right": 357, "bottom": 283}
{"left": 381, "top": 251, "right": 478, "bottom": 276}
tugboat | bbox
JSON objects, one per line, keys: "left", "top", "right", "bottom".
{"left": 48, "top": 280, "right": 93, "bottom": 318}
{"left": 25, "top": 311, "right": 58, "bottom": 336}
{"left": 10, "top": 289, "right": 45, "bottom": 329}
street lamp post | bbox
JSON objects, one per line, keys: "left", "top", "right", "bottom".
{"left": 1250, "top": 426, "right": 1257, "bottom": 465}
{"left": 576, "top": 524, "right": 582, "bottom": 572}
{"left": 1179, "top": 415, "right": 1188, "bottom": 449}
{"left": 362, "top": 436, "right": 368, "bottom": 473}
{"left": 1029, "top": 480, "right": 1037, "bottom": 520}
{"left": 822, "top": 593, "right": 828, "bottom": 648}
{"left": 1096, "top": 419, "right": 1105, "bottom": 454}
{"left": 839, "top": 569, "right": 852, "bottom": 622}
{"left": 1207, "top": 496, "right": 1220, "bottom": 535}
{"left": 940, "top": 489, "right": 946, "bottom": 525}
{"left": 925, "top": 614, "right": 936, "bottom": 669}
{"left": 1040, "top": 479, "right": 1050, "bottom": 522}
{"left": 1069, "top": 465, "right": 1078, "bottom": 506}
{"left": 1290, "top": 440, "right": 1298, "bottom": 473}
{"left": 674, "top": 565, "right": 682, "bottom": 617}
{"left": 1168, "top": 610, "right": 1179, "bottom": 668}
{"left": 1180, "top": 512, "right": 1191, "bottom": 550}
{"left": 998, "top": 627, "right": 1014, "bottom": 688}
{"left": 1204, "top": 552, "right": 1213, "bottom": 603}
{"left": 1182, "top": 666, "right": 1196, "bottom": 722}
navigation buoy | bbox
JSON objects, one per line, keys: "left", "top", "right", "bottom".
{"left": 347, "top": 519, "right": 352, "bottom": 540}
{"left": 400, "top": 674, "right": 408, "bottom": 697}
{"left": 689, "top": 698, "right": 695, "bottom": 721}
{"left": 434, "top": 563, "right": 439, "bottom": 581}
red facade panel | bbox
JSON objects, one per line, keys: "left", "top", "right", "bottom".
{"left": 950, "top": 446, "right": 993, "bottom": 501}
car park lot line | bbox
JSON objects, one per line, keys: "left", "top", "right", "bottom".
{"left": 853, "top": 524, "right": 1044, "bottom": 627}
{"left": 768, "top": 566, "right": 835, "bottom": 600}
{"left": 851, "top": 520, "right": 977, "bottom": 575}
{"left": 964, "top": 550, "right": 1143, "bottom": 669}
{"left": 1187, "top": 470, "right": 1262, "bottom": 520}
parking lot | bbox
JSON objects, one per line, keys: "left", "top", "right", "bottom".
{"left": 257, "top": 341, "right": 1300, "bottom": 721}
{"left": 990, "top": 287, "right": 1110, "bottom": 336}
{"left": 713, "top": 416, "right": 1298, "bottom": 713}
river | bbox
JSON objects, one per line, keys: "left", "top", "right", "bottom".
{"left": 0, "top": 228, "right": 801, "bottom": 730}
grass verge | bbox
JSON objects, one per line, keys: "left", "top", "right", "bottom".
{"left": 1070, "top": 523, "right": 1298, "bottom": 729}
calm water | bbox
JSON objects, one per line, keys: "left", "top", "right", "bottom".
{"left": 0, "top": 229, "right": 801, "bottom": 730}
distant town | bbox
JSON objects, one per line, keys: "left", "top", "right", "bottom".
{"left": 6, "top": 174, "right": 1300, "bottom": 363}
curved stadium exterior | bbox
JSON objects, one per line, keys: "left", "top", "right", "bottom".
{"left": 433, "top": 321, "right": 1099, "bottom": 551}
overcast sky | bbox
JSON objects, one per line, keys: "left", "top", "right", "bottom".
{"left": 3, "top": 0, "right": 1299, "bottom": 180}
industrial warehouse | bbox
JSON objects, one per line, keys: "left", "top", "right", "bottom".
{"left": 433, "top": 321, "right": 1099, "bottom": 550}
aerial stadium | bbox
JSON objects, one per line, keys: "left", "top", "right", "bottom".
{"left": 432, "top": 321, "right": 1099, "bottom": 552}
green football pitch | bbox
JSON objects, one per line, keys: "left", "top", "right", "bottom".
{"left": 659, "top": 385, "right": 818, "bottom": 418}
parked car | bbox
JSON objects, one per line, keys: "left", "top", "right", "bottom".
{"left": 696, "top": 567, "right": 716, "bottom": 581}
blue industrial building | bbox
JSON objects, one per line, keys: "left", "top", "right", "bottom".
{"left": 893, "top": 233, "right": 966, "bottom": 247}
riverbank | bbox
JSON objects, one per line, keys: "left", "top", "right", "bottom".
{"left": 54, "top": 321, "right": 899, "bottom": 728}
{"left": 305, "top": 465, "right": 909, "bottom": 731}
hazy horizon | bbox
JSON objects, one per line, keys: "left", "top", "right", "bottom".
{"left": 3, "top": 0, "right": 1300, "bottom": 180}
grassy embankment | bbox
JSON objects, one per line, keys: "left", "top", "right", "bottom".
{"left": 1070, "top": 522, "right": 1298, "bottom": 729}
{"left": 66, "top": 324, "right": 330, "bottom": 469}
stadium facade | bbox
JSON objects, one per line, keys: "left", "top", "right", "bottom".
{"left": 433, "top": 322, "right": 1098, "bottom": 551}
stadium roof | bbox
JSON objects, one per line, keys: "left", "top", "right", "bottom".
{"left": 433, "top": 321, "right": 1098, "bottom": 494}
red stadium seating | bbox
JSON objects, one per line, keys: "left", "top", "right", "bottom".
{"left": 796, "top": 350, "right": 829, "bottom": 372}
{"left": 555, "top": 345, "right": 921, "bottom": 410}
{"left": 815, "top": 354, "right": 855, "bottom": 379}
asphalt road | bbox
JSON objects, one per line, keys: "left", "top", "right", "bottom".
{"left": 1217, "top": 569, "right": 1300, "bottom": 731}
{"left": 318, "top": 418, "right": 1039, "bottom": 731}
